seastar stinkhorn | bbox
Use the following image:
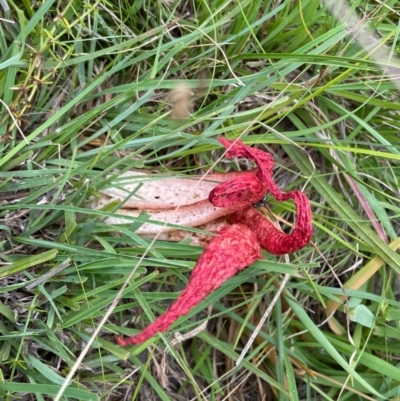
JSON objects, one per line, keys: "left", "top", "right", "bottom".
{"left": 116, "top": 138, "right": 313, "bottom": 346}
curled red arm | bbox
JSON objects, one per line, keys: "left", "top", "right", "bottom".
{"left": 210, "top": 138, "right": 313, "bottom": 254}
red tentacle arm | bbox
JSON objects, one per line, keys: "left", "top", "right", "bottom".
{"left": 116, "top": 224, "right": 262, "bottom": 346}
{"left": 208, "top": 172, "right": 268, "bottom": 210}
{"left": 218, "top": 137, "right": 275, "bottom": 186}
{"left": 230, "top": 191, "right": 312, "bottom": 255}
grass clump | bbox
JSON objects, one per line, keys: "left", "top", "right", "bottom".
{"left": 1, "top": 0, "right": 400, "bottom": 400}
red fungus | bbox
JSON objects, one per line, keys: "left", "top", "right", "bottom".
{"left": 210, "top": 138, "right": 313, "bottom": 255}
{"left": 116, "top": 138, "right": 312, "bottom": 346}
{"left": 116, "top": 224, "right": 261, "bottom": 346}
